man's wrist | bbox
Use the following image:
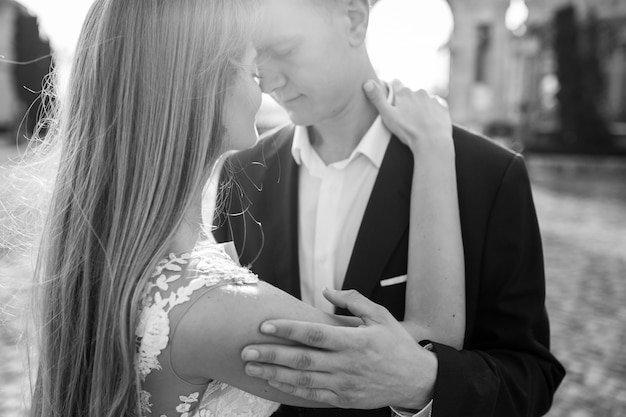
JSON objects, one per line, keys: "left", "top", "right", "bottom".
{"left": 392, "top": 342, "right": 437, "bottom": 410}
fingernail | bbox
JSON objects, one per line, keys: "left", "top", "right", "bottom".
{"left": 242, "top": 349, "right": 260, "bottom": 361}
{"left": 268, "top": 380, "right": 279, "bottom": 388}
{"left": 246, "top": 364, "right": 262, "bottom": 376}
{"left": 260, "top": 322, "right": 276, "bottom": 334}
{"left": 363, "top": 80, "right": 375, "bottom": 92}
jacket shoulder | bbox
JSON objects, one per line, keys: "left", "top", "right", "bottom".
{"left": 453, "top": 125, "right": 519, "bottom": 159}
{"left": 452, "top": 125, "right": 524, "bottom": 177}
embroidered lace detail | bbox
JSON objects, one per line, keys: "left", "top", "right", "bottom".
{"left": 193, "top": 381, "right": 280, "bottom": 417}
{"left": 139, "top": 390, "right": 153, "bottom": 415}
{"left": 176, "top": 392, "right": 200, "bottom": 416}
{"left": 134, "top": 243, "right": 277, "bottom": 417}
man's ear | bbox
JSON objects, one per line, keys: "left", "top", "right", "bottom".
{"left": 346, "top": 0, "right": 370, "bottom": 46}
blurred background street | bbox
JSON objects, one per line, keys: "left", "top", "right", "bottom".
{"left": 2, "top": 0, "right": 626, "bottom": 416}
{"left": 3, "top": 145, "right": 626, "bottom": 417}
{"left": 528, "top": 155, "right": 626, "bottom": 417}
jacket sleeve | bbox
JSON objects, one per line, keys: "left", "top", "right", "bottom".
{"left": 428, "top": 155, "right": 565, "bottom": 417}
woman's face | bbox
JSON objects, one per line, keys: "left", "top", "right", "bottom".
{"left": 223, "top": 43, "right": 263, "bottom": 151}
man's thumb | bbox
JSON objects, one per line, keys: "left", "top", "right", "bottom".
{"left": 323, "top": 288, "right": 390, "bottom": 326}
{"left": 363, "top": 80, "right": 391, "bottom": 117}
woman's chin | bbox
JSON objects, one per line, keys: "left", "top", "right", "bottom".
{"left": 226, "top": 129, "right": 259, "bottom": 152}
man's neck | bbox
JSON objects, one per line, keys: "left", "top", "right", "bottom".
{"left": 308, "top": 77, "right": 381, "bottom": 165}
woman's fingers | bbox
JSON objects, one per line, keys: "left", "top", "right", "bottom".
{"left": 363, "top": 80, "right": 393, "bottom": 121}
{"left": 364, "top": 79, "right": 453, "bottom": 154}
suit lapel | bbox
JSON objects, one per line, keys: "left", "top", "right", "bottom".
{"left": 340, "top": 136, "right": 413, "bottom": 308}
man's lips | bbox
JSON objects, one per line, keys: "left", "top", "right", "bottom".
{"left": 277, "top": 95, "right": 302, "bottom": 105}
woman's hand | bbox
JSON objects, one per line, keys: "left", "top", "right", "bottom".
{"left": 363, "top": 79, "right": 454, "bottom": 159}
{"left": 364, "top": 79, "right": 466, "bottom": 350}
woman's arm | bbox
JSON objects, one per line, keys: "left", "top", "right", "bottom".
{"left": 404, "top": 131, "right": 465, "bottom": 349}
{"left": 364, "top": 80, "right": 465, "bottom": 349}
{"left": 170, "top": 280, "right": 357, "bottom": 408}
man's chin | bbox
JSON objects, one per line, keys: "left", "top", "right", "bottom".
{"left": 285, "top": 110, "right": 317, "bottom": 127}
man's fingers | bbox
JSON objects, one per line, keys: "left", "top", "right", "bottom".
{"left": 241, "top": 344, "right": 337, "bottom": 372}
{"left": 244, "top": 361, "right": 344, "bottom": 405}
{"left": 267, "top": 380, "right": 342, "bottom": 407}
{"left": 258, "top": 320, "right": 347, "bottom": 350}
{"left": 363, "top": 80, "right": 392, "bottom": 118}
{"left": 323, "top": 288, "right": 392, "bottom": 326}
{"left": 244, "top": 362, "right": 332, "bottom": 389}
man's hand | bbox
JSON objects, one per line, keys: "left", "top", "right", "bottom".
{"left": 241, "top": 289, "right": 438, "bottom": 410}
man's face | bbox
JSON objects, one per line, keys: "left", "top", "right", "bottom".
{"left": 256, "top": 0, "right": 357, "bottom": 126}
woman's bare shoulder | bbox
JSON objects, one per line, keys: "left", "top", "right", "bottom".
{"left": 170, "top": 279, "right": 340, "bottom": 407}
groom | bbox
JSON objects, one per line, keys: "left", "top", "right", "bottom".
{"left": 213, "top": 0, "right": 564, "bottom": 416}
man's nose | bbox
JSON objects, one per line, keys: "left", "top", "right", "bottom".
{"left": 258, "top": 66, "right": 287, "bottom": 95}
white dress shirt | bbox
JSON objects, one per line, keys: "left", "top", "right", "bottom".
{"left": 292, "top": 94, "right": 392, "bottom": 313}
{"left": 292, "top": 87, "right": 433, "bottom": 417}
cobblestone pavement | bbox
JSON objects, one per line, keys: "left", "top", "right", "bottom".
{"left": 528, "top": 156, "right": 626, "bottom": 417}
{"left": 0, "top": 141, "right": 39, "bottom": 417}
{"left": 1, "top": 152, "right": 625, "bottom": 417}
{"left": 0, "top": 253, "right": 32, "bottom": 417}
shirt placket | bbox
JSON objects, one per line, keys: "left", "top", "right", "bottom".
{"left": 312, "top": 167, "right": 342, "bottom": 313}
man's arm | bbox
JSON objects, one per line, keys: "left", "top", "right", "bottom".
{"left": 423, "top": 155, "right": 565, "bottom": 416}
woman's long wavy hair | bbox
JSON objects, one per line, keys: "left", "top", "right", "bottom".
{"left": 29, "top": 1, "right": 257, "bottom": 416}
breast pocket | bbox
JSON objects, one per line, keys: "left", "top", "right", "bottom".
{"left": 376, "top": 274, "right": 407, "bottom": 320}
{"left": 379, "top": 274, "right": 407, "bottom": 287}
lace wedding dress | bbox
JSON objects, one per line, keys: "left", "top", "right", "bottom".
{"left": 134, "top": 242, "right": 280, "bottom": 417}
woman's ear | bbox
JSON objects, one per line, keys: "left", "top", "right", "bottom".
{"left": 346, "top": 0, "right": 370, "bottom": 46}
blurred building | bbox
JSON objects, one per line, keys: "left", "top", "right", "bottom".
{"left": 0, "top": 0, "right": 20, "bottom": 134}
{"left": 447, "top": 0, "right": 626, "bottom": 148}
{"left": 0, "top": 0, "right": 53, "bottom": 142}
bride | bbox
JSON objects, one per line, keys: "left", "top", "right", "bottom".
{"left": 26, "top": 0, "right": 464, "bottom": 416}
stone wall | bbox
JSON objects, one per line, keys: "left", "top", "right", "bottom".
{"left": 447, "top": 0, "right": 517, "bottom": 132}
{"left": 0, "top": 1, "right": 20, "bottom": 129}
{"left": 446, "top": 0, "right": 626, "bottom": 136}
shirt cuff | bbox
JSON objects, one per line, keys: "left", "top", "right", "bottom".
{"left": 390, "top": 400, "right": 433, "bottom": 417}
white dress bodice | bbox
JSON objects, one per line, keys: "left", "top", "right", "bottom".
{"left": 135, "top": 243, "right": 279, "bottom": 417}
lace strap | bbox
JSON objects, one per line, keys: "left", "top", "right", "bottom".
{"left": 164, "top": 247, "right": 259, "bottom": 384}
{"left": 135, "top": 245, "right": 257, "bottom": 382}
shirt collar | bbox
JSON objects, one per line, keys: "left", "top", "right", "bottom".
{"left": 291, "top": 82, "right": 394, "bottom": 170}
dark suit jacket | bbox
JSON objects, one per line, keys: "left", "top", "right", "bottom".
{"left": 213, "top": 124, "right": 565, "bottom": 417}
